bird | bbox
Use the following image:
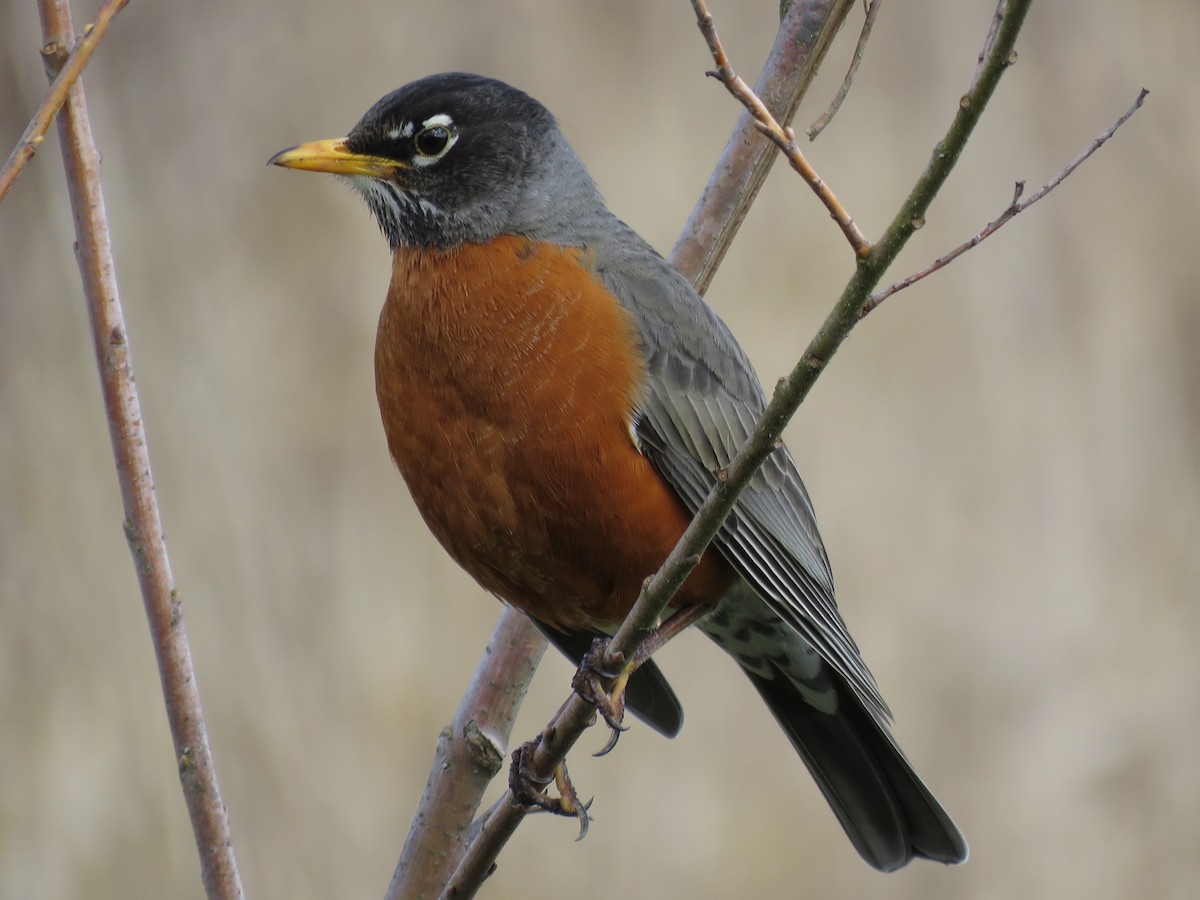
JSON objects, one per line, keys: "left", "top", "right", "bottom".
{"left": 269, "top": 72, "right": 967, "bottom": 872}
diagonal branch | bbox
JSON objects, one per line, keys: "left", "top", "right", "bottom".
{"left": 690, "top": 0, "right": 871, "bottom": 256}
{"left": 856, "top": 0, "right": 1031, "bottom": 292}
{"left": 441, "top": 1, "right": 1040, "bottom": 897}
{"left": 863, "top": 88, "right": 1149, "bottom": 313}
{"left": 971, "top": 0, "right": 1010, "bottom": 93}
{"left": 670, "top": 0, "right": 857, "bottom": 292}
{"left": 385, "top": 607, "right": 546, "bottom": 900}
{"left": 35, "top": 1, "right": 242, "bottom": 898}
{"left": 0, "top": 0, "right": 129, "bottom": 205}
{"left": 596, "top": 0, "right": 1030, "bottom": 736}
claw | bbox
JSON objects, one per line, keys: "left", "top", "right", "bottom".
{"left": 572, "top": 638, "right": 633, "bottom": 753}
{"left": 509, "top": 738, "right": 593, "bottom": 839}
{"left": 574, "top": 799, "right": 594, "bottom": 841}
{"left": 593, "top": 725, "right": 623, "bottom": 758}
{"left": 552, "top": 757, "right": 592, "bottom": 840}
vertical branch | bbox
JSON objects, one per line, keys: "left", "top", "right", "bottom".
{"left": 35, "top": 2, "right": 243, "bottom": 898}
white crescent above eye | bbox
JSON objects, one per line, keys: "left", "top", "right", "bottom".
{"left": 412, "top": 113, "right": 458, "bottom": 166}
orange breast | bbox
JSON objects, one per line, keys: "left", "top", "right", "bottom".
{"left": 374, "top": 235, "right": 732, "bottom": 631}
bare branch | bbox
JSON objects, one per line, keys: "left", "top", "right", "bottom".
{"left": 386, "top": 608, "right": 546, "bottom": 900}
{"left": 807, "top": 0, "right": 883, "bottom": 140}
{"left": 862, "top": 0, "right": 1031, "bottom": 286}
{"left": 0, "top": 0, "right": 129, "bottom": 205}
{"left": 690, "top": 0, "right": 871, "bottom": 256}
{"left": 971, "top": 0, "right": 1009, "bottom": 93}
{"left": 439, "top": 677, "right": 611, "bottom": 897}
{"left": 864, "top": 88, "right": 1149, "bottom": 314}
{"left": 35, "top": 2, "right": 242, "bottom": 898}
{"left": 670, "top": 0, "right": 857, "bottom": 293}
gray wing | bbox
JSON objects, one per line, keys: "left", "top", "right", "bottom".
{"left": 595, "top": 243, "right": 891, "bottom": 724}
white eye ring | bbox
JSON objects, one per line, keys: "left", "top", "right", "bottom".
{"left": 412, "top": 114, "right": 458, "bottom": 165}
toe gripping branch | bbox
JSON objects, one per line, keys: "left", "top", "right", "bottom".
{"left": 572, "top": 638, "right": 634, "bottom": 757}
{"left": 506, "top": 638, "right": 635, "bottom": 840}
{"left": 509, "top": 736, "right": 593, "bottom": 840}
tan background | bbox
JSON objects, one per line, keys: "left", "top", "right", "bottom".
{"left": 2, "top": 1, "right": 1197, "bottom": 898}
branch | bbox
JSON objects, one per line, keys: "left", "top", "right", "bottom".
{"left": 0, "top": 0, "right": 128, "bottom": 205}
{"left": 386, "top": 607, "right": 546, "bottom": 900}
{"left": 860, "top": 0, "right": 1032, "bottom": 286}
{"left": 691, "top": 0, "right": 871, "bottom": 256}
{"left": 971, "top": 0, "right": 1009, "bottom": 93}
{"left": 35, "top": 2, "right": 243, "bottom": 898}
{"left": 670, "top": 0, "right": 858, "bottom": 293}
{"left": 443, "top": 0, "right": 1039, "bottom": 895}
{"left": 806, "top": 0, "right": 882, "bottom": 140}
{"left": 864, "top": 88, "right": 1149, "bottom": 313}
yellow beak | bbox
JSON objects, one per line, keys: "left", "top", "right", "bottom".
{"left": 267, "top": 138, "right": 402, "bottom": 179}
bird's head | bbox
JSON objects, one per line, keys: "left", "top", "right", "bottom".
{"left": 270, "top": 72, "right": 603, "bottom": 250}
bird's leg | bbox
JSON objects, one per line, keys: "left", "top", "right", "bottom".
{"left": 631, "top": 601, "right": 714, "bottom": 664}
{"left": 571, "top": 639, "right": 630, "bottom": 755}
{"left": 509, "top": 736, "right": 592, "bottom": 839}
{"left": 574, "top": 602, "right": 715, "bottom": 755}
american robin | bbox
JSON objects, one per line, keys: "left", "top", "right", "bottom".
{"left": 270, "top": 72, "right": 967, "bottom": 872}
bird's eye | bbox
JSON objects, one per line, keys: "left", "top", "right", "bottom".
{"left": 414, "top": 125, "right": 454, "bottom": 158}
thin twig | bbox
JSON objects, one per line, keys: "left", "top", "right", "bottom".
{"left": 386, "top": 608, "right": 546, "bottom": 900}
{"left": 807, "top": 0, "right": 882, "bottom": 140}
{"left": 0, "top": 0, "right": 129, "bottom": 205}
{"left": 442, "top": 1, "right": 1040, "bottom": 896}
{"left": 35, "top": 2, "right": 243, "bottom": 898}
{"left": 861, "top": 0, "right": 1031, "bottom": 291}
{"left": 691, "top": 0, "right": 871, "bottom": 256}
{"left": 670, "top": 0, "right": 857, "bottom": 293}
{"left": 864, "top": 88, "right": 1149, "bottom": 314}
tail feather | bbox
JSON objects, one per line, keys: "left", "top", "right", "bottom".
{"left": 745, "top": 665, "right": 967, "bottom": 871}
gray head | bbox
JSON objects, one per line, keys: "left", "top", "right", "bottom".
{"left": 270, "top": 72, "right": 607, "bottom": 250}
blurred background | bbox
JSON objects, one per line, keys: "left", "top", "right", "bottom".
{"left": 2, "top": 1, "right": 1197, "bottom": 897}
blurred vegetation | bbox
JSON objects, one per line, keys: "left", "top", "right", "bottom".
{"left": 2, "top": 1, "right": 1197, "bottom": 898}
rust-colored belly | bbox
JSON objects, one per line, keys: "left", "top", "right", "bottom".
{"left": 374, "top": 235, "right": 731, "bottom": 631}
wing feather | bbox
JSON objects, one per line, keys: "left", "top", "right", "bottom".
{"left": 595, "top": 248, "right": 890, "bottom": 722}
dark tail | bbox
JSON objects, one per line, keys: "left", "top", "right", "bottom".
{"left": 745, "top": 666, "right": 968, "bottom": 872}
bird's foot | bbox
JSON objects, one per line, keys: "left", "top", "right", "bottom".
{"left": 572, "top": 638, "right": 632, "bottom": 757}
{"left": 509, "top": 737, "right": 592, "bottom": 840}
